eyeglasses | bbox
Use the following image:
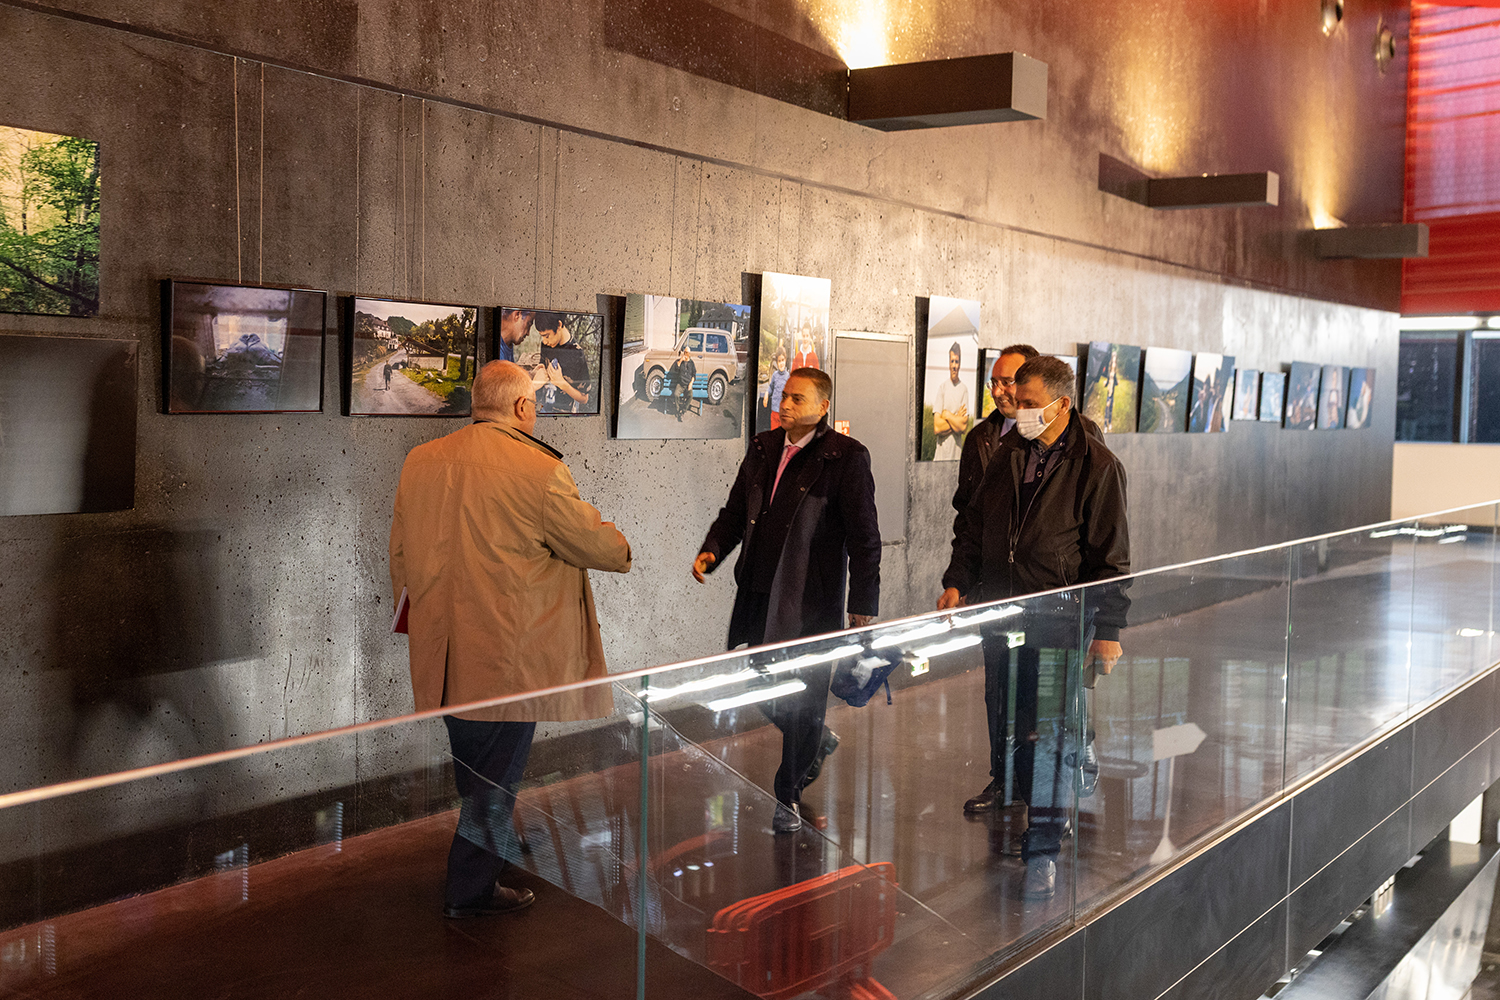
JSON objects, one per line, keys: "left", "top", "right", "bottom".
{"left": 989, "top": 377, "right": 1017, "bottom": 388}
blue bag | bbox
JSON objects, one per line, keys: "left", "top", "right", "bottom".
{"left": 830, "top": 654, "right": 898, "bottom": 707}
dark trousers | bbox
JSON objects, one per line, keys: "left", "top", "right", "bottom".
{"left": 981, "top": 635, "right": 1041, "bottom": 805}
{"left": 734, "top": 590, "right": 832, "bottom": 807}
{"left": 982, "top": 632, "right": 1089, "bottom": 862}
{"left": 443, "top": 716, "right": 537, "bottom": 908}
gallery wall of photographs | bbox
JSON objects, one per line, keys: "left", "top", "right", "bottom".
{"left": 1076, "top": 341, "right": 1376, "bottom": 437}
{"left": 157, "top": 279, "right": 1376, "bottom": 460}
{"left": 160, "top": 280, "right": 606, "bottom": 420}
{"left": 156, "top": 272, "right": 831, "bottom": 447}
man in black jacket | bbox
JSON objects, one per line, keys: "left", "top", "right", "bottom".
{"left": 694, "top": 368, "right": 881, "bottom": 834}
{"left": 952, "top": 343, "right": 1038, "bottom": 529}
{"left": 940, "top": 355, "right": 1130, "bottom": 899}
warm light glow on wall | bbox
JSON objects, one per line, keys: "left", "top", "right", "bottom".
{"left": 829, "top": 0, "right": 891, "bottom": 69}
{"left": 1291, "top": 88, "right": 1347, "bottom": 234}
{"left": 1111, "top": 57, "right": 1191, "bottom": 173}
{"left": 1309, "top": 206, "right": 1345, "bottom": 230}
{"left": 794, "top": 0, "right": 936, "bottom": 70}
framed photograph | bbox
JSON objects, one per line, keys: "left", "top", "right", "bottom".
{"left": 919, "top": 296, "right": 981, "bottom": 461}
{"left": 164, "top": 281, "right": 326, "bottom": 413}
{"left": 757, "top": 273, "right": 831, "bottom": 434}
{"left": 1346, "top": 368, "right": 1376, "bottom": 430}
{"left": 1, "top": 335, "right": 135, "bottom": 516}
{"left": 1259, "top": 371, "right": 1286, "bottom": 423}
{"left": 494, "top": 307, "right": 604, "bottom": 416}
{"left": 1317, "top": 364, "right": 1349, "bottom": 430}
{"left": 978, "top": 348, "right": 1003, "bottom": 420}
{"left": 1284, "top": 362, "right": 1321, "bottom": 430}
{"left": 1187, "top": 353, "right": 1234, "bottom": 433}
{"left": 1231, "top": 368, "right": 1260, "bottom": 422}
{"left": 615, "top": 293, "right": 751, "bottom": 440}
{"left": 1138, "top": 347, "right": 1192, "bottom": 434}
{"left": 0, "top": 125, "right": 99, "bottom": 317}
{"left": 1081, "top": 342, "right": 1142, "bottom": 433}
{"left": 346, "top": 297, "right": 478, "bottom": 416}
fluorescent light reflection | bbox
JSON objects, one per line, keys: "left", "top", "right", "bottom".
{"left": 950, "top": 604, "right": 1023, "bottom": 626}
{"left": 707, "top": 680, "right": 807, "bottom": 711}
{"left": 911, "top": 634, "right": 983, "bottom": 659}
{"left": 1370, "top": 524, "right": 1467, "bottom": 539}
{"left": 765, "top": 644, "right": 863, "bottom": 674}
{"left": 643, "top": 644, "right": 860, "bottom": 706}
{"left": 871, "top": 621, "right": 950, "bottom": 648}
{"left": 643, "top": 669, "right": 760, "bottom": 702}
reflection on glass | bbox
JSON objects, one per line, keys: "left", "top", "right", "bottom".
{"left": 5, "top": 505, "right": 1500, "bottom": 996}
{"left": 1078, "top": 550, "right": 1289, "bottom": 909}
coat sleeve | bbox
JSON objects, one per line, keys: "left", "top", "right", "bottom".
{"left": 951, "top": 425, "right": 984, "bottom": 540}
{"left": 1079, "top": 456, "right": 1131, "bottom": 641}
{"left": 840, "top": 446, "right": 881, "bottom": 617}
{"left": 389, "top": 468, "right": 407, "bottom": 603}
{"left": 942, "top": 461, "right": 990, "bottom": 597}
{"left": 540, "top": 464, "right": 633, "bottom": 574}
{"left": 699, "top": 452, "right": 755, "bottom": 567}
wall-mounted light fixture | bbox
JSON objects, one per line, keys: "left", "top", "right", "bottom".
{"left": 847, "top": 52, "right": 1048, "bottom": 131}
{"left": 1098, "top": 154, "right": 1280, "bottom": 209}
{"left": 1312, "top": 223, "right": 1429, "bottom": 259}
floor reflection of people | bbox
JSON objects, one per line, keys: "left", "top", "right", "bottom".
{"left": 940, "top": 356, "right": 1131, "bottom": 900}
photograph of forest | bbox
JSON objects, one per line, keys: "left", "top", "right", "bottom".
{"left": 0, "top": 125, "right": 99, "bottom": 317}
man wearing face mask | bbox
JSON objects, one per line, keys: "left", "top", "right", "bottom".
{"left": 952, "top": 344, "right": 1039, "bottom": 523}
{"left": 939, "top": 355, "right": 1130, "bottom": 900}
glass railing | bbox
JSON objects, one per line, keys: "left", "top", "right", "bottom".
{"left": 1, "top": 503, "right": 1497, "bottom": 999}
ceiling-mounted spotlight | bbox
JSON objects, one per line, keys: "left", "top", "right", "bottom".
{"left": 1374, "top": 21, "right": 1396, "bottom": 74}
{"left": 1322, "top": 0, "right": 1345, "bottom": 35}
{"left": 847, "top": 53, "right": 1048, "bottom": 131}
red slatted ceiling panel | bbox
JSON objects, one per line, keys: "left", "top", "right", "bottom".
{"left": 1402, "top": 3, "right": 1500, "bottom": 314}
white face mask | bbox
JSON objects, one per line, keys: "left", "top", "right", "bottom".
{"left": 1015, "top": 399, "right": 1061, "bottom": 440}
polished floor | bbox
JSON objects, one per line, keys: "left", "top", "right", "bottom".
{"left": 0, "top": 529, "right": 1493, "bottom": 999}
{"left": 0, "top": 811, "right": 753, "bottom": 1000}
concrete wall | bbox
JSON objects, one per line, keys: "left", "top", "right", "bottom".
{"left": 0, "top": 0, "right": 1402, "bottom": 810}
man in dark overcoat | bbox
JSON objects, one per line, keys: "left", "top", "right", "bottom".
{"left": 692, "top": 368, "right": 881, "bottom": 833}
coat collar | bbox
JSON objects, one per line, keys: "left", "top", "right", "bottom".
{"left": 756, "top": 415, "right": 837, "bottom": 460}
{"left": 475, "top": 419, "right": 563, "bottom": 460}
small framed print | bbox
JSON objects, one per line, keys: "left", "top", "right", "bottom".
{"left": 164, "top": 280, "right": 326, "bottom": 414}
{"left": 347, "top": 296, "right": 479, "bottom": 417}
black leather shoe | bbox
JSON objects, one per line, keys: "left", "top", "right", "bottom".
{"left": 443, "top": 885, "right": 535, "bottom": 918}
{"left": 964, "top": 781, "right": 1001, "bottom": 813}
{"left": 800, "top": 728, "right": 840, "bottom": 790}
{"left": 772, "top": 802, "right": 803, "bottom": 834}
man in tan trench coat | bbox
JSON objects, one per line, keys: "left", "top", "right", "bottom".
{"left": 390, "top": 360, "right": 632, "bottom": 918}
